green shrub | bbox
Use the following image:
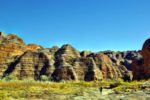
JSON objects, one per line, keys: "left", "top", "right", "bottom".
{"left": 40, "top": 75, "right": 49, "bottom": 82}
{"left": 3, "top": 75, "right": 17, "bottom": 81}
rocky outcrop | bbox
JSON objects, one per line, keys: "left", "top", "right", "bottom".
{"left": 0, "top": 34, "right": 26, "bottom": 77}
{"left": 80, "top": 51, "right": 92, "bottom": 57}
{"left": 52, "top": 45, "right": 102, "bottom": 81}
{"left": 0, "top": 33, "right": 43, "bottom": 78}
{"left": 26, "top": 44, "right": 42, "bottom": 51}
{"left": 141, "top": 38, "right": 150, "bottom": 79}
{"left": 103, "top": 51, "right": 142, "bottom": 70}
{"left": 132, "top": 38, "right": 150, "bottom": 79}
{"left": 0, "top": 32, "right": 149, "bottom": 81}
{"left": 52, "top": 45, "right": 79, "bottom": 81}
{"left": 5, "top": 50, "right": 55, "bottom": 80}
{"left": 88, "top": 53, "right": 133, "bottom": 81}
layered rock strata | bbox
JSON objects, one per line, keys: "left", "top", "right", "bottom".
{"left": 0, "top": 32, "right": 149, "bottom": 81}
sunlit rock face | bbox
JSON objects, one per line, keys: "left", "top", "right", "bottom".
{"left": 6, "top": 50, "right": 55, "bottom": 80}
{"left": 52, "top": 44, "right": 103, "bottom": 81}
{"left": 132, "top": 38, "right": 150, "bottom": 79}
{"left": 103, "top": 51, "right": 141, "bottom": 70}
{"left": 51, "top": 44, "right": 131, "bottom": 82}
{"left": 51, "top": 44, "right": 80, "bottom": 81}
{"left": 0, "top": 33, "right": 26, "bottom": 77}
{"left": 87, "top": 53, "right": 133, "bottom": 81}
{"left": 26, "top": 44, "right": 42, "bottom": 51}
{"left": 0, "top": 33, "right": 43, "bottom": 78}
{"left": 0, "top": 32, "right": 148, "bottom": 81}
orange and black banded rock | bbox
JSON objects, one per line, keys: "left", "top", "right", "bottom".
{"left": 0, "top": 32, "right": 149, "bottom": 81}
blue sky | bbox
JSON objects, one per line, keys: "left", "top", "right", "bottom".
{"left": 0, "top": 0, "right": 150, "bottom": 51}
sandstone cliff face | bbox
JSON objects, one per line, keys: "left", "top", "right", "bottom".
{"left": 141, "top": 38, "right": 150, "bottom": 79}
{"left": 88, "top": 53, "right": 133, "bottom": 81}
{"left": 103, "top": 51, "right": 142, "bottom": 70}
{"left": 52, "top": 45, "right": 103, "bottom": 81}
{"left": 52, "top": 44, "right": 80, "bottom": 81}
{"left": 7, "top": 50, "right": 55, "bottom": 80}
{"left": 0, "top": 34, "right": 26, "bottom": 77}
{"left": 1, "top": 32, "right": 148, "bottom": 81}
{"left": 0, "top": 33, "right": 44, "bottom": 78}
{"left": 132, "top": 38, "right": 150, "bottom": 79}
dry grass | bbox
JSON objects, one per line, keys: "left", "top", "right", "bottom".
{"left": 112, "top": 79, "right": 150, "bottom": 93}
{"left": 0, "top": 79, "right": 149, "bottom": 99}
{"left": 0, "top": 80, "right": 101, "bottom": 99}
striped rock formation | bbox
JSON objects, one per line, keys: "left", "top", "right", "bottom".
{"left": 1, "top": 32, "right": 149, "bottom": 81}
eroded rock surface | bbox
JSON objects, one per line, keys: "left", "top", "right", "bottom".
{"left": 132, "top": 38, "right": 150, "bottom": 79}
{"left": 0, "top": 32, "right": 149, "bottom": 81}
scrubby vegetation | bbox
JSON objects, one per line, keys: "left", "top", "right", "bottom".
{"left": 0, "top": 79, "right": 149, "bottom": 100}
{"left": 112, "top": 80, "right": 150, "bottom": 94}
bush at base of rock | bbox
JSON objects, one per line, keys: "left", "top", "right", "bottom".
{"left": 40, "top": 75, "right": 49, "bottom": 82}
